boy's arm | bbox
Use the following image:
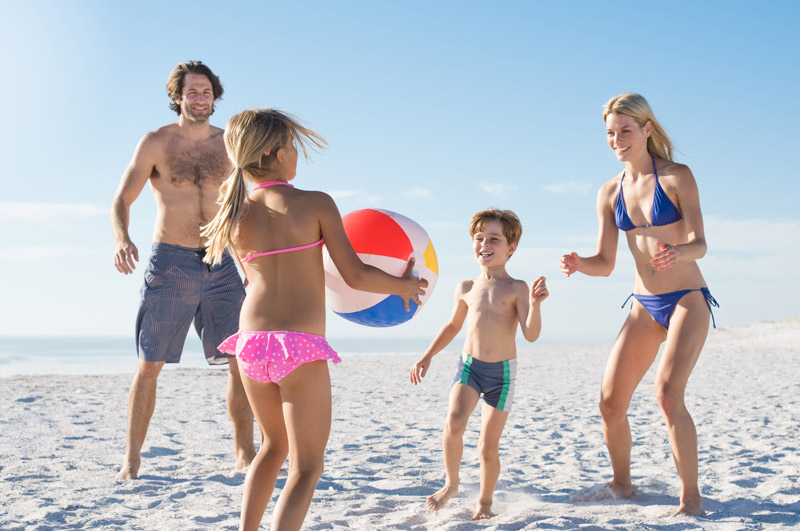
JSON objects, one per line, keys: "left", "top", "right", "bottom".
{"left": 410, "top": 283, "right": 469, "bottom": 385}
{"left": 517, "top": 276, "right": 548, "bottom": 342}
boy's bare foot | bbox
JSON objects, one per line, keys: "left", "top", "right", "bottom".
{"left": 472, "top": 502, "right": 494, "bottom": 520}
{"left": 607, "top": 480, "right": 634, "bottom": 499}
{"left": 426, "top": 484, "right": 459, "bottom": 511}
{"left": 571, "top": 480, "right": 634, "bottom": 502}
{"left": 115, "top": 458, "right": 140, "bottom": 481}
{"left": 673, "top": 500, "right": 705, "bottom": 517}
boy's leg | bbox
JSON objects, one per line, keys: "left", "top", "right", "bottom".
{"left": 474, "top": 402, "right": 509, "bottom": 520}
{"left": 428, "top": 383, "right": 480, "bottom": 511}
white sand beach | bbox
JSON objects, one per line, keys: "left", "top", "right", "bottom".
{"left": 1, "top": 318, "right": 798, "bottom": 530}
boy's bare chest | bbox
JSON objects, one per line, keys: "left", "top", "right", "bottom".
{"left": 466, "top": 284, "right": 515, "bottom": 314}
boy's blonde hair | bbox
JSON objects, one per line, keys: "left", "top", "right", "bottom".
{"left": 469, "top": 207, "right": 522, "bottom": 246}
{"left": 202, "top": 108, "right": 327, "bottom": 264}
{"left": 603, "top": 93, "right": 674, "bottom": 162}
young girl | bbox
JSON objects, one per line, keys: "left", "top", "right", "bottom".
{"left": 202, "top": 109, "right": 426, "bottom": 531}
{"left": 560, "top": 93, "right": 717, "bottom": 516}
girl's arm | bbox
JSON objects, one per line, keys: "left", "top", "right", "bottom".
{"left": 319, "top": 193, "right": 426, "bottom": 310}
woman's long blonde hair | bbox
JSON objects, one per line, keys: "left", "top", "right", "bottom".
{"left": 603, "top": 93, "right": 674, "bottom": 161}
{"left": 202, "top": 109, "right": 327, "bottom": 264}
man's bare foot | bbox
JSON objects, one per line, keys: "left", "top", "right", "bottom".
{"left": 235, "top": 450, "right": 255, "bottom": 473}
{"left": 673, "top": 500, "right": 705, "bottom": 517}
{"left": 472, "top": 502, "right": 494, "bottom": 520}
{"left": 426, "top": 483, "right": 459, "bottom": 511}
{"left": 115, "top": 458, "right": 140, "bottom": 481}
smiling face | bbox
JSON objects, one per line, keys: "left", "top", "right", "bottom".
{"left": 177, "top": 73, "right": 215, "bottom": 123}
{"left": 606, "top": 112, "right": 651, "bottom": 162}
{"left": 472, "top": 219, "right": 516, "bottom": 267}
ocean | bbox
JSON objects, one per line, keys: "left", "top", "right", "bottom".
{"left": 0, "top": 335, "right": 432, "bottom": 378}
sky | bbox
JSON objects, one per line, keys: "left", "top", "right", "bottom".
{"left": 1, "top": 0, "right": 798, "bottom": 346}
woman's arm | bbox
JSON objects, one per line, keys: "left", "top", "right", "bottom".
{"left": 560, "top": 180, "right": 620, "bottom": 277}
{"left": 651, "top": 165, "right": 707, "bottom": 270}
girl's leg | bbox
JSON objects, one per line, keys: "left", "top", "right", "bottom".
{"left": 238, "top": 375, "right": 288, "bottom": 531}
{"left": 270, "top": 360, "right": 332, "bottom": 531}
{"left": 655, "top": 291, "right": 710, "bottom": 516}
{"left": 473, "top": 403, "right": 510, "bottom": 520}
{"left": 599, "top": 306, "right": 664, "bottom": 496}
{"left": 427, "top": 383, "right": 480, "bottom": 511}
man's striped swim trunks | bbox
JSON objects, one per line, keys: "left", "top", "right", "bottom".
{"left": 452, "top": 353, "right": 517, "bottom": 412}
{"left": 136, "top": 243, "right": 245, "bottom": 365}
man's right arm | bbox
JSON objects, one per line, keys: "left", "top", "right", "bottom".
{"left": 111, "top": 133, "right": 159, "bottom": 274}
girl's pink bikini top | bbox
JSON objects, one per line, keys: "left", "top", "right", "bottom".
{"left": 239, "top": 181, "right": 324, "bottom": 263}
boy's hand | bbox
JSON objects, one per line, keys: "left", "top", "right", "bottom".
{"left": 559, "top": 252, "right": 579, "bottom": 277}
{"left": 530, "top": 276, "right": 549, "bottom": 304}
{"left": 410, "top": 356, "right": 431, "bottom": 385}
{"left": 400, "top": 258, "right": 428, "bottom": 311}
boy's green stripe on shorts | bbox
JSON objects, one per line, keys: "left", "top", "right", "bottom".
{"left": 460, "top": 354, "right": 473, "bottom": 384}
{"left": 497, "top": 359, "right": 511, "bottom": 411}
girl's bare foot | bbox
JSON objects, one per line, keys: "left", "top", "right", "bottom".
{"left": 472, "top": 502, "right": 494, "bottom": 520}
{"left": 426, "top": 483, "right": 459, "bottom": 511}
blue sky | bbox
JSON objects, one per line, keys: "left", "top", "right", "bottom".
{"left": 1, "top": 0, "right": 798, "bottom": 344}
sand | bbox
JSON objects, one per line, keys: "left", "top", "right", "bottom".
{"left": 1, "top": 318, "right": 798, "bottom": 530}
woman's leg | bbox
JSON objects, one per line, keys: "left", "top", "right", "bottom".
{"left": 270, "top": 360, "right": 332, "bottom": 531}
{"left": 599, "top": 306, "right": 665, "bottom": 496}
{"left": 655, "top": 291, "right": 710, "bottom": 516}
{"left": 238, "top": 374, "right": 288, "bottom": 531}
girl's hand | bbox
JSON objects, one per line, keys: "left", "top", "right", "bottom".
{"left": 530, "top": 276, "right": 549, "bottom": 304}
{"left": 651, "top": 241, "right": 679, "bottom": 271}
{"left": 400, "top": 258, "right": 428, "bottom": 311}
{"left": 559, "top": 252, "right": 579, "bottom": 277}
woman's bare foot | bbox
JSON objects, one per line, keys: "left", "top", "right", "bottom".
{"left": 426, "top": 483, "right": 459, "bottom": 511}
{"left": 673, "top": 499, "right": 705, "bottom": 517}
{"left": 472, "top": 502, "right": 494, "bottom": 520}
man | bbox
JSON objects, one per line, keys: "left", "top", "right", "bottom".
{"left": 111, "top": 61, "right": 254, "bottom": 480}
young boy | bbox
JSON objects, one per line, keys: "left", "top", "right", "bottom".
{"left": 410, "top": 207, "right": 548, "bottom": 520}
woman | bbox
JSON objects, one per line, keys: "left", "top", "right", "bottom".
{"left": 560, "top": 93, "right": 717, "bottom": 516}
{"left": 202, "top": 109, "right": 426, "bottom": 530}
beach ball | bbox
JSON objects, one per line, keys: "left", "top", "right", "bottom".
{"left": 323, "top": 209, "right": 438, "bottom": 327}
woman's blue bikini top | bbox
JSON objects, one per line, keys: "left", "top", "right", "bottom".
{"left": 614, "top": 158, "right": 682, "bottom": 231}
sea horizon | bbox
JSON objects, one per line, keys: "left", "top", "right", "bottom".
{"left": 0, "top": 332, "right": 612, "bottom": 378}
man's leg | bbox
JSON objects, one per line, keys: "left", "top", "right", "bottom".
{"left": 228, "top": 358, "right": 256, "bottom": 472}
{"left": 116, "top": 359, "right": 164, "bottom": 480}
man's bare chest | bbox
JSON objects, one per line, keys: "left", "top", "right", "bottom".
{"left": 155, "top": 139, "right": 230, "bottom": 187}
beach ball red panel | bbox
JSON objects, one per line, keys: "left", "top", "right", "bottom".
{"left": 323, "top": 209, "right": 438, "bottom": 327}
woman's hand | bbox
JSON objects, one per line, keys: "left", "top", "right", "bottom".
{"left": 651, "top": 241, "right": 679, "bottom": 271}
{"left": 559, "top": 252, "right": 580, "bottom": 277}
